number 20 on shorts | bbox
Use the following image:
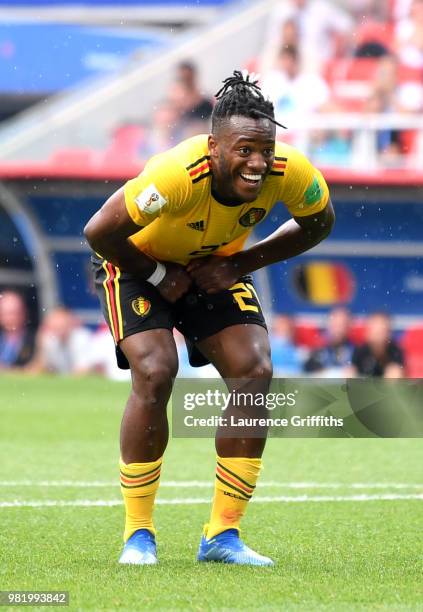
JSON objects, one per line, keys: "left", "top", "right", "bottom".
{"left": 230, "top": 282, "right": 260, "bottom": 312}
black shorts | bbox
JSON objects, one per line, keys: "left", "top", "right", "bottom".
{"left": 91, "top": 255, "right": 267, "bottom": 369}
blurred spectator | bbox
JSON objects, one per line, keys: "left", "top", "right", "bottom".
{"left": 278, "top": 18, "right": 300, "bottom": 50}
{"left": 166, "top": 61, "right": 213, "bottom": 138}
{"left": 175, "top": 61, "right": 213, "bottom": 121}
{"left": 309, "top": 101, "right": 352, "bottom": 166}
{"left": 0, "top": 290, "right": 35, "bottom": 369}
{"left": 103, "top": 122, "right": 147, "bottom": 164}
{"left": 261, "top": 45, "right": 330, "bottom": 126}
{"left": 391, "top": 0, "right": 413, "bottom": 21}
{"left": 147, "top": 62, "right": 213, "bottom": 155}
{"left": 373, "top": 54, "right": 423, "bottom": 113}
{"left": 350, "top": 312, "right": 404, "bottom": 378}
{"left": 363, "top": 87, "right": 403, "bottom": 165}
{"left": 30, "top": 306, "right": 93, "bottom": 375}
{"left": 87, "top": 322, "right": 131, "bottom": 381}
{"left": 395, "top": 0, "right": 423, "bottom": 68}
{"left": 270, "top": 314, "right": 305, "bottom": 376}
{"left": 148, "top": 101, "right": 180, "bottom": 154}
{"left": 358, "top": 53, "right": 423, "bottom": 165}
{"left": 304, "top": 306, "right": 354, "bottom": 376}
{"left": 260, "top": 0, "right": 353, "bottom": 75}
{"left": 348, "top": 0, "right": 389, "bottom": 22}
{"left": 354, "top": 20, "right": 392, "bottom": 58}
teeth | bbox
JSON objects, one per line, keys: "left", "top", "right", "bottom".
{"left": 241, "top": 174, "right": 262, "bottom": 181}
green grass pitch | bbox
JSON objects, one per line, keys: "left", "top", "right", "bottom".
{"left": 0, "top": 375, "right": 422, "bottom": 611}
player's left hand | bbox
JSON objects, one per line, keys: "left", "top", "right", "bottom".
{"left": 187, "top": 256, "right": 240, "bottom": 293}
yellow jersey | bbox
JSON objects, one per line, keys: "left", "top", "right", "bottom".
{"left": 124, "top": 135, "right": 329, "bottom": 265}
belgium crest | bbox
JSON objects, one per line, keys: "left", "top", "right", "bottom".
{"left": 131, "top": 296, "right": 151, "bottom": 316}
{"left": 239, "top": 208, "right": 266, "bottom": 227}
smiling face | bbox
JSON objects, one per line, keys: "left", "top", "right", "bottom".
{"left": 208, "top": 116, "right": 276, "bottom": 204}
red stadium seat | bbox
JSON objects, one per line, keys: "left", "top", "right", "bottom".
{"left": 50, "top": 148, "right": 97, "bottom": 168}
{"left": 400, "top": 130, "right": 418, "bottom": 155}
{"left": 397, "top": 64, "right": 423, "bottom": 83}
{"left": 244, "top": 57, "right": 259, "bottom": 74}
{"left": 325, "top": 58, "right": 380, "bottom": 84}
{"left": 102, "top": 124, "right": 145, "bottom": 164}
{"left": 401, "top": 326, "right": 423, "bottom": 377}
{"left": 355, "top": 21, "right": 394, "bottom": 53}
{"left": 294, "top": 323, "right": 324, "bottom": 349}
{"left": 325, "top": 58, "right": 380, "bottom": 105}
{"left": 349, "top": 320, "right": 367, "bottom": 345}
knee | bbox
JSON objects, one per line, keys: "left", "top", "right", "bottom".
{"left": 244, "top": 356, "right": 273, "bottom": 381}
{"left": 230, "top": 353, "right": 273, "bottom": 382}
{"left": 131, "top": 353, "right": 178, "bottom": 397}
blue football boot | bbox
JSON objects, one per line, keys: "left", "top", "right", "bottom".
{"left": 197, "top": 529, "right": 274, "bottom": 566}
{"left": 118, "top": 529, "right": 158, "bottom": 565}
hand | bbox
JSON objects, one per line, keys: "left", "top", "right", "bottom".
{"left": 156, "top": 263, "right": 192, "bottom": 303}
{"left": 187, "top": 256, "right": 241, "bottom": 294}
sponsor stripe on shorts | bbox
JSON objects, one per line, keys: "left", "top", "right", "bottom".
{"left": 102, "top": 261, "right": 123, "bottom": 343}
{"left": 113, "top": 266, "right": 124, "bottom": 340}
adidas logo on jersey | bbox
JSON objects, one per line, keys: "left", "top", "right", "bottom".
{"left": 187, "top": 220, "right": 205, "bottom": 231}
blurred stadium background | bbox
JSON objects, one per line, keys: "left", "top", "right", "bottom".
{"left": 1, "top": 4, "right": 422, "bottom": 608}
{"left": 1, "top": 0, "right": 422, "bottom": 378}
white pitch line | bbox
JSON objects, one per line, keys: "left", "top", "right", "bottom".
{"left": 0, "top": 494, "right": 422, "bottom": 509}
{"left": 0, "top": 481, "right": 422, "bottom": 489}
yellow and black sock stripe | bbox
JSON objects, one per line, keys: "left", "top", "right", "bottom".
{"left": 101, "top": 260, "right": 123, "bottom": 343}
{"left": 216, "top": 461, "right": 256, "bottom": 501}
{"left": 186, "top": 155, "right": 212, "bottom": 183}
{"left": 120, "top": 464, "right": 162, "bottom": 490}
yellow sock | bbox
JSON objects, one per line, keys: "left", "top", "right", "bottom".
{"left": 119, "top": 457, "right": 162, "bottom": 541}
{"left": 205, "top": 456, "right": 262, "bottom": 540}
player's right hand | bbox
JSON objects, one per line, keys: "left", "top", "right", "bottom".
{"left": 156, "top": 263, "right": 192, "bottom": 303}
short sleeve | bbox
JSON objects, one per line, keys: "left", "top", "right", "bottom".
{"left": 124, "top": 152, "right": 193, "bottom": 227}
{"left": 280, "top": 148, "right": 329, "bottom": 218}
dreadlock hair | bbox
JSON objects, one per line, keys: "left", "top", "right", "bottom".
{"left": 211, "top": 70, "right": 286, "bottom": 133}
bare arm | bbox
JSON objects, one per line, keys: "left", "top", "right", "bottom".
{"left": 84, "top": 187, "right": 192, "bottom": 301}
{"left": 84, "top": 187, "right": 157, "bottom": 278}
{"left": 233, "top": 199, "right": 335, "bottom": 274}
{"left": 188, "top": 200, "right": 335, "bottom": 293}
